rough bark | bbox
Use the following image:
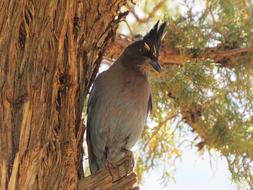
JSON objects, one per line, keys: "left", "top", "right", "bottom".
{"left": 0, "top": 0, "right": 129, "bottom": 189}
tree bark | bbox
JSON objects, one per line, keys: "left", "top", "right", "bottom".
{"left": 0, "top": 0, "right": 128, "bottom": 189}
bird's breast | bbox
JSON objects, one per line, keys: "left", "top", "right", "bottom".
{"left": 90, "top": 66, "right": 151, "bottom": 157}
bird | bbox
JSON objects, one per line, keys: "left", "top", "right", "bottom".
{"left": 86, "top": 21, "right": 167, "bottom": 174}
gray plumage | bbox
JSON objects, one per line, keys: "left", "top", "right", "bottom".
{"left": 87, "top": 21, "right": 167, "bottom": 173}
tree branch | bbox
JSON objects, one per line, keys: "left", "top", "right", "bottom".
{"left": 78, "top": 156, "right": 138, "bottom": 190}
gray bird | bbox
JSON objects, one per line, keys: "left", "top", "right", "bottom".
{"left": 86, "top": 21, "right": 167, "bottom": 174}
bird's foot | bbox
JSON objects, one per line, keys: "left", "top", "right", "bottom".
{"left": 122, "top": 149, "right": 135, "bottom": 173}
{"left": 105, "top": 150, "right": 135, "bottom": 181}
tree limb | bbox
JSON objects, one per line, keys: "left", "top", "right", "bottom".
{"left": 78, "top": 156, "right": 138, "bottom": 190}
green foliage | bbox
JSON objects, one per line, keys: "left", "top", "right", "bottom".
{"left": 165, "top": 0, "right": 253, "bottom": 53}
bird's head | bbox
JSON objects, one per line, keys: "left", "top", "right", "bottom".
{"left": 123, "top": 21, "right": 167, "bottom": 73}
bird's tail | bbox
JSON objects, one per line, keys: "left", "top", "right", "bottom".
{"left": 88, "top": 154, "right": 100, "bottom": 174}
{"left": 86, "top": 129, "right": 101, "bottom": 174}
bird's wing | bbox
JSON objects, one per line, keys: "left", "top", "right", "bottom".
{"left": 86, "top": 75, "right": 107, "bottom": 173}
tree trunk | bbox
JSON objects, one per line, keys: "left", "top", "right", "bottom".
{"left": 0, "top": 0, "right": 128, "bottom": 189}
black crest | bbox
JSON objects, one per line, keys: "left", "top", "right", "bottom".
{"left": 143, "top": 21, "right": 167, "bottom": 53}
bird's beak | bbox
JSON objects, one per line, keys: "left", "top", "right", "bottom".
{"left": 148, "top": 59, "right": 162, "bottom": 72}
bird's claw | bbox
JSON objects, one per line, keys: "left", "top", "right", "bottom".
{"left": 122, "top": 149, "right": 135, "bottom": 173}
{"left": 105, "top": 150, "right": 135, "bottom": 181}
